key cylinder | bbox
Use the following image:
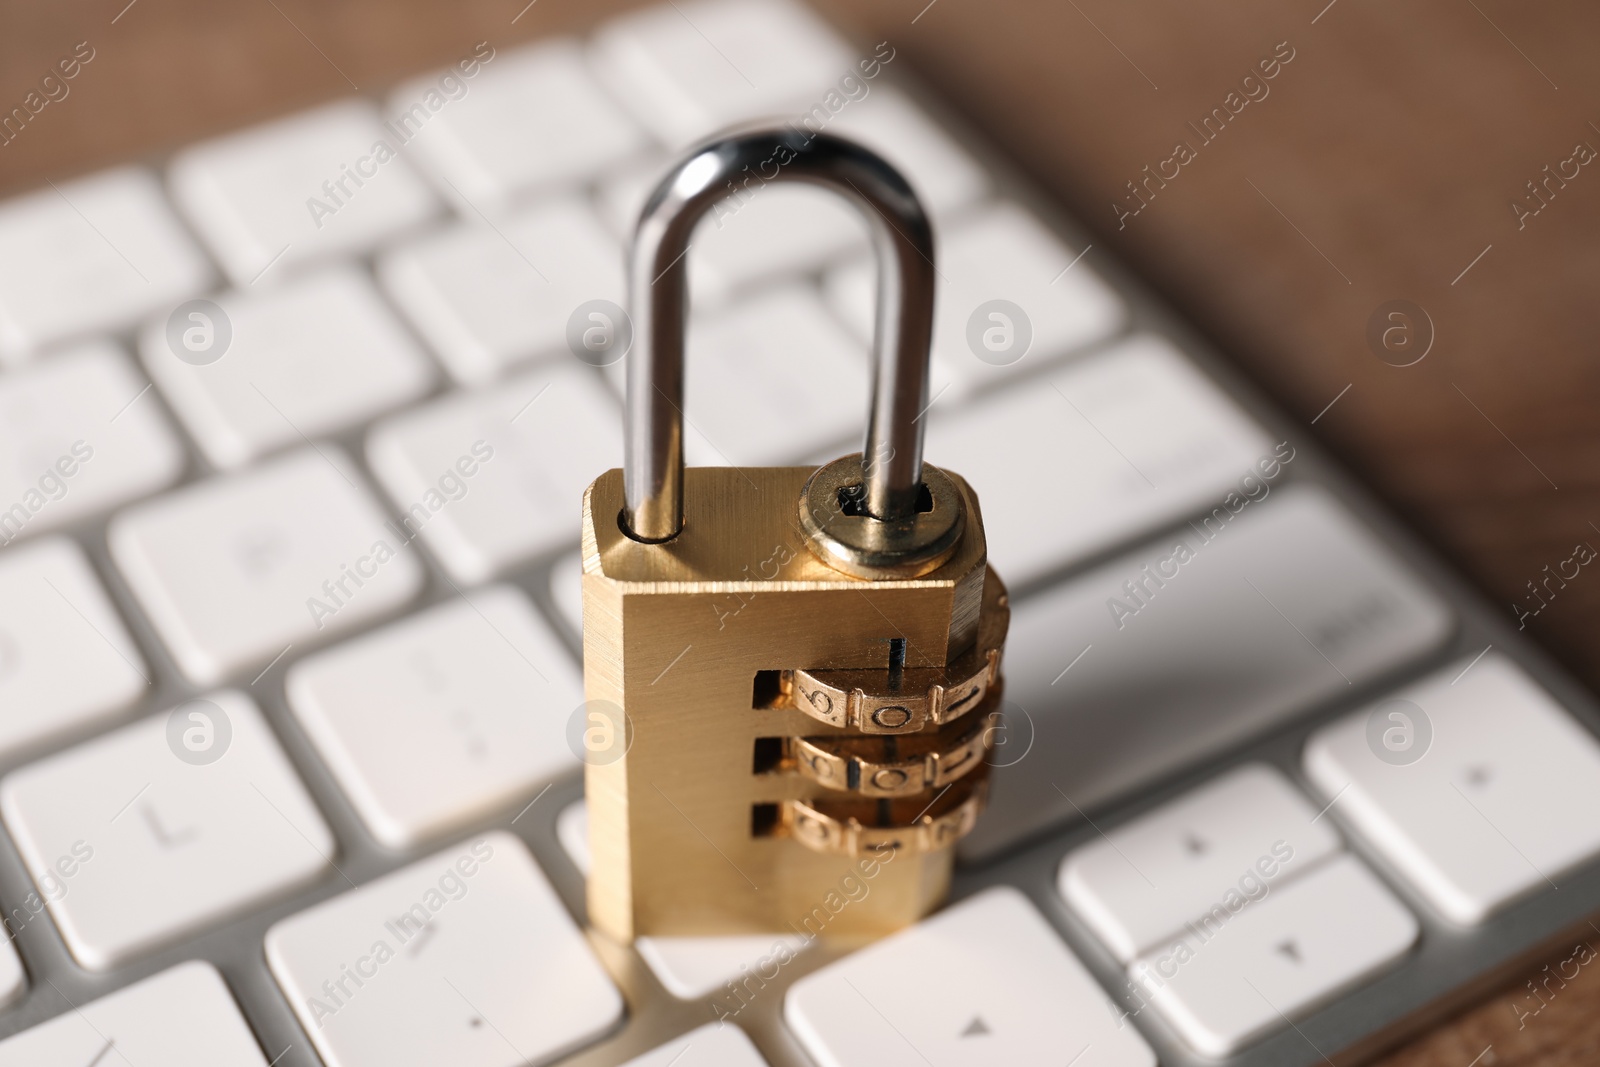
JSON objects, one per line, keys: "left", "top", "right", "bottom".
{"left": 580, "top": 128, "right": 1008, "bottom": 941}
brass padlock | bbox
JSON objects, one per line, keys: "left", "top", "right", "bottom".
{"left": 580, "top": 129, "right": 1009, "bottom": 943}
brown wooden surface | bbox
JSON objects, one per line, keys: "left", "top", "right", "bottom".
{"left": 3, "top": 0, "right": 1600, "bottom": 1061}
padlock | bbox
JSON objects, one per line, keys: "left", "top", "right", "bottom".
{"left": 580, "top": 128, "right": 1009, "bottom": 942}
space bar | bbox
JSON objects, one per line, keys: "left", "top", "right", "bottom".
{"left": 962, "top": 483, "right": 1452, "bottom": 862}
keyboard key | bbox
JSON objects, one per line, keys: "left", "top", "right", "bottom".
{"left": 0, "top": 537, "right": 148, "bottom": 755}
{"left": 366, "top": 364, "right": 620, "bottom": 582}
{"left": 557, "top": 798, "right": 589, "bottom": 870}
{"left": 638, "top": 934, "right": 812, "bottom": 1004}
{"left": 591, "top": 0, "right": 853, "bottom": 147}
{"left": 599, "top": 162, "right": 865, "bottom": 308}
{"left": 394, "top": 39, "right": 647, "bottom": 213}
{"left": 0, "top": 961, "right": 268, "bottom": 1066}
{"left": 140, "top": 265, "right": 436, "bottom": 468}
{"left": 928, "top": 333, "right": 1271, "bottom": 588}
{"left": 829, "top": 202, "right": 1126, "bottom": 399}
{"left": 558, "top": 801, "right": 809, "bottom": 1002}
{"left": 169, "top": 99, "right": 439, "bottom": 286}
{"left": 0, "top": 166, "right": 212, "bottom": 363}
{"left": 0, "top": 690, "right": 333, "bottom": 969}
{"left": 786, "top": 886, "right": 1156, "bottom": 1067}
{"left": 0, "top": 342, "right": 185, "bottom": 541}
{"left": 1129, "top": 855, "right": 1417, "bottom": 1056}
{"left": 674, "top": 285, "right": 865, "bottom": 466}
{"left": 549, "top": 551, "right": 583, "bottom": 637}
{"left": 825, "top": 87, "right": 989, "bottom": 219}
{"left": 379, "top": 197, "right": 623, "bottom": 385}
{"left": 603, "top": 284, "right": 867, "bottom": 466}
{"left": 266, "top": 832, "right": 622, "bottom": 1067}
{"left": 1304, "top": 654, "right": 1600, "bottom": 924}
{"left": 109, "top": 446, "right": 424, "bottom": 685}
{"left": 964, "top": 486, "right": 1452, "bottom": 861}
{"left": 286, "top": 585, "right": 583, "bottom": 849}
{"left": 1060, "top": 764, "right": 1341, "bottom": 963}
{"left": 622, "top": 1023, "right": 770, "bottom": 1066}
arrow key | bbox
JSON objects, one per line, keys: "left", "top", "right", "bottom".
{"left": 1129, "top": 855, "right": 1416, "bottom": 1056}
{"left": 787, "top": 887, "right": 1155, "bottom": 1067}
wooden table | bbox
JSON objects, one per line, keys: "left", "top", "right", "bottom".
{"left": 4, "top": 0, "right": 1599, "bottom": 1061}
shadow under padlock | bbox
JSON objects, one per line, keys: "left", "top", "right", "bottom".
{"left": 578, "top": 126, "right": 1009, "bottom": 942}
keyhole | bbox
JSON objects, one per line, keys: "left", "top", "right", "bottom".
{"left": 835, "top": 483, "right": 935, "bottom": 517}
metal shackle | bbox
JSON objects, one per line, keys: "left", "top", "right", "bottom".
{"left": 622, "top": 129, "right": 937, "bottom": 544}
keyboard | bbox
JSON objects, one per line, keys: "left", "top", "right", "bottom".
{"left": 1, "top": 1, "right": 1598, "bottom": 1064}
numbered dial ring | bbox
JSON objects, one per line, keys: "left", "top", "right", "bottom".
{"left": 788, "top": 699, "right": 997, "bottom": 798}
{"left": 782, "top": 769, "right": 989, "bottom": 857}
{"left": 787, "top": 577, "right": 1008, "bottom": 735}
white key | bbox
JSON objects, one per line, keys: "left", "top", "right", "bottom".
{"left": 0, "top": 961, "right": 268, "bottom": 1066}
{"left": 1060, "top": 764, "right": 1342, "bottom": 963}
{"left": 828, "top": 202, "right": 1126, "bottom": 399}
{"left": 169, "top": 99, "right": 439, "bottom": 286}
{"left": 266, "top": 832, "right": 622, "bottom": 1067}
{"left": 379, "top": 197, "right": 623, "bottom": 385}
{"left": 0, "top": 690, "right": 333, "bottom": 969}
{"left": 787, "top": 886, "right": 1156, "bottom": 1067}
{"left": 109, "top": 446, "right": 424, "bottom": 685}
{"left": 825, "top": 88, "right": 989, "bottom": 219}
{"left": 639, "top": 933, "right": 814, "bottom": 1004}
{"left": 287, "top": 585, "right": 583, "bottom": 848}
{"left": 0, "top": 342, "right": 185, "bottom": 542}
{"left": 603, "top": 284, "right": 867, "bottom": 466}
{"left": 366, "top": 364, "right": 620, "bottom": 582}
{"left": 1304, "top": 654, "right": 1600, "bottom": 925}
{"left": 1130, "top": 855, "right": 1417, "bottom": 1056}
{"left": 0, "top": 537, "right": 148, "bottom": 755}
{"left": 558, "top": 801, "right": 808, "bottom": 1002}
{"left": 557, "top": 799, "right": 590, "bottom": 872}
{"left": 622, "top": 1023, "right": 770, "bottom": 1067}
{"left": 549, "top": 551, "right": 583, "bottom": 637}
{"left": 598, "top": 162, "right": 866, "bottom": 308}
{"left": 966, "top": 486, "right": 1452, "bottom": 862}
{"left": 928, "top": 333, "right": 1271, "bottom": 587}
{"left": 393, "top": 39, "right": 647, "bottom": 213}
{"left": 0, "top": 166, "right": 212, "bottom": 363}
{"left": 140, "top": 265, "right": 436, "bottom": 468}
{"left": 591, "top": 0, "right": 853, "bottom": 147}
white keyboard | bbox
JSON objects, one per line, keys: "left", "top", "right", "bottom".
{"left": 0, "top": 1, "right": 1596, "bottom": 1065}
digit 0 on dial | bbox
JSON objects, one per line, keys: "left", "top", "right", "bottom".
{"left": 580, "top": 129, "right": 1008, "bottom": 941}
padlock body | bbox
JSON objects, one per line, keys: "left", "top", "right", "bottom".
{"left": 580, "top": 465, "right": 996, "bottom": 942}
